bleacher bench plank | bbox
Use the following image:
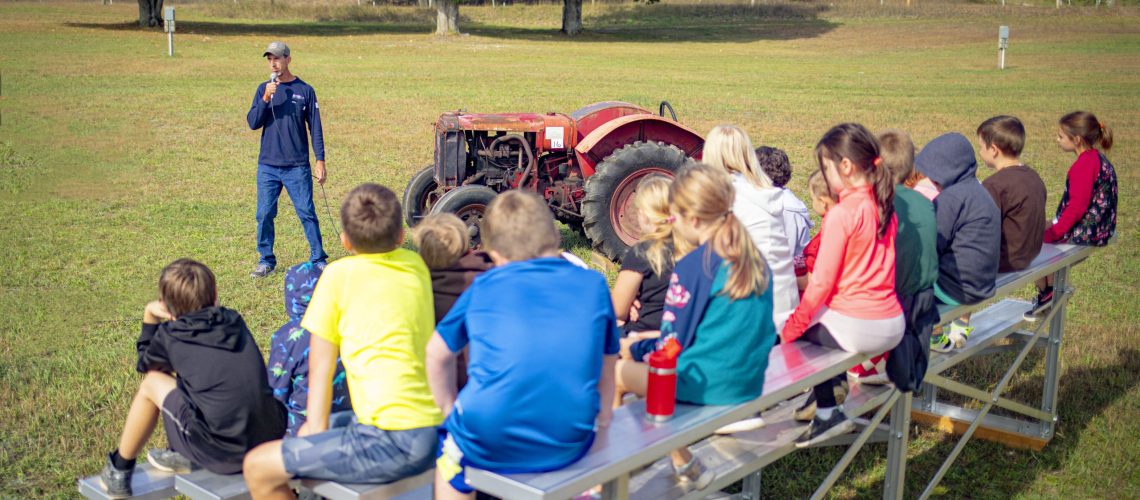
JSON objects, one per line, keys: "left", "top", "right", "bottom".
{"left": 301, "top": 468, "right": 434, "bottom": 500}
{"left": 78, "top": 463, "right": 176, "bottom": 500}
{"left": 465, "top": 343, "right": 868, "bottom": 500}
{"left": 175, "top": 470, "right": 251, "bottom": 500}
{"left": 629, "top": 382, "right": 894, "bottom": 499}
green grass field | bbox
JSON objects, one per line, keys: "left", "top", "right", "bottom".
{"left": 1, "top": 0, "right": 1137, "bottom": 497}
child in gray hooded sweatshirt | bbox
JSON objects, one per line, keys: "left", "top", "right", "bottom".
{"left": 915, "top": 132, "right": 1001, "bottom": 350}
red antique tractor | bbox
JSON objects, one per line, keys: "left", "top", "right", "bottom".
{"left": 402, "top": 101, "right": 704, "bottom": 261}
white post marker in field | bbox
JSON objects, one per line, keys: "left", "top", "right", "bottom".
{"left": 164, "top": 7, "right": 175, "bottom": 57}
{"left": 998, "top": 25, "right": 1009, "bottom": 70}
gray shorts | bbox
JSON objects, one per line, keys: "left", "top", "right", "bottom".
{"left": 281, "top": 411, "right": 437, "bottom": 483}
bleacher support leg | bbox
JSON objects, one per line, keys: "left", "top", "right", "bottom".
{"left": 741, "top": 470, "right": 762, "bottom": 500}
{"left": 1040, "top": 268, "right": 1069, "bottom": 440}
{"left": 884, "top": 390, "right": 912, "bottom": 500}
{"left": 811, "top": 390, "right": 900, "bottom": 499}
{"left": 600, "top": 472, "right": 629, "bottom": 500}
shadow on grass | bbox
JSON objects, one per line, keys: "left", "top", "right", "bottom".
{"left": 65, "top": 20, "right": 432, "bottom": 37}
{"left": 67, "top": 2, "right": 837, "bottom": 43}
{"left": 466, "top": 3, "right": 837, "bottom": 43}
{"left": 878, "top": 347, "right": 1140, "bottom": 497}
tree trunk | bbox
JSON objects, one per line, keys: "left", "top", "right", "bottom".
{"left": 417, "top": 0, "right": 430, "bottom": 7}
{"left": 436, "top": 0, "right": 459, "bottom": 35}
{"left": 137, "top": 0, "right": 163, "bottom": 27}
{"left": 561, "top": 0, "right": 582, "bottom": 36}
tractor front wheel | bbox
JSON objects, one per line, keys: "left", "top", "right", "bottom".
{"left": 582, "top": 141, "right": 692, "bottom": 262}
{"left": 429, "top": 185, "right": 498, "bottom": 248}
{"left": 402, "top": 165, "right": 438, "bottom": 228}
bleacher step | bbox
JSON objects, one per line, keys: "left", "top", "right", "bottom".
{"left": 78, "top": 463, "right": 177, "bottom": 500}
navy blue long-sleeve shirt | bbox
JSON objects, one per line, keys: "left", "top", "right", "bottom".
{"left": 247, "top": 77, "right": 325, "bottom": 167}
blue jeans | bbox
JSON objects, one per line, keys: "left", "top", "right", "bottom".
{"left": 256, "top": 164, "right": 327, "bottom": 267}
{"left": 280, "top": 411, "right": 437, "bottom": 483}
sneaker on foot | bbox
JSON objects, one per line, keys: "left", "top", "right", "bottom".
{"left": 1024, "top": 288, "right": 1054, "bottom": 321}
{"left": 714, "top": 415, "right": 765, "bottom": 435}
{"left": 147, "top": 448, "right": 192, "bottom": 474}
{"left": 948, "top": 323, "right": 974, "bottom": 349}
{"left": 795, "top": 410, "right": 855, "bottom": 448}
{"left": 673, "top": 457, "right": 715, "bottom": 490}
{"left": 250, "top": 263, "right": 275, "bottom": 279}
{"left": 100, "top": 453, "right": 133, "bottom": 499}
{"left": 931, "top": 331, "right": 954, "bottom": 353}
{"left": 793, "top": 380, "right": 848, "bottom": 422}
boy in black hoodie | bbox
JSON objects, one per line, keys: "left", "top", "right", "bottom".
{"left": 915, "top": 133, "right": 1001, "bottom": 353}
{"left": 100, "top": 259, "right": 285, "bottom": 498}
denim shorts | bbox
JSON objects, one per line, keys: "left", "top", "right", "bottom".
{"left": 281, "top": 412, "right": 437, "bottom": 483}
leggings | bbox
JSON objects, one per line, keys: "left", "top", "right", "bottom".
{"left": 803, "top": 324, "right": 844, "bottom": 409}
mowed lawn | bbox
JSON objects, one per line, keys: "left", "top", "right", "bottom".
{"left": 1, "top": 0, "right": 1137, "bottom": 497}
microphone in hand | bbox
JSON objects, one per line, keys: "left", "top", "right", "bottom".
{"left": 265, "top": 72, "right": 279, "bottom": 103}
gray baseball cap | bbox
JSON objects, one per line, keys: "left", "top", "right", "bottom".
{"left": 263, "top": 41, "right": 290, "bottom": 58}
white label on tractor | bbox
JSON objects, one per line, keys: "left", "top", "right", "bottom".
{"left": 546, "top": 127, "right": 565, "bottom": 149}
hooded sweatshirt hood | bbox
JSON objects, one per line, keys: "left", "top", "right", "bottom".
{"left": 916, "top": 133, "right": 978, "bottom": 189}
{"left": 163, "top": 306, "right": 249, "bottom": 352}
{"left": 284, "top": 262, "right": 322, "bottom": 320}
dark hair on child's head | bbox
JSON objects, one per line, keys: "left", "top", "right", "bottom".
{"left": 755, "top": 146, "right": 792, "bottom": 188}
{"left": 1060, "top": 111, "right": 1113, "bottom": 151}
{"left": 816, "top": 123, "right": 895, "bottom": 239}
{"left": 341, "top": 183, "right": 402, "bottom": 254}
{"left": 876, "top": 129, "right": 916, "bottom": 186}
{"left": 482, "top": 190, "right": 560, "bottom": 262}
{"left": 807, "top": 170, "right": 838, "bottom": 202}
{"left": 159, "top": 258, "right": 217, "bottom": 317}
{"left": 976, "top": 115, "right": 1026, "bottom": 157}
{"left": 411, "top": 213, "right": 469, "bottom": 270}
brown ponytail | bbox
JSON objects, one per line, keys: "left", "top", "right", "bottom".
{"left": 815, "top": 123, "right": 895, "bottom": 240}
{"left": 1060, "top": 111, "right": 1113, "bottom": 151}
{"left": 670, "top": 164, "right": 769, "bottom": 300}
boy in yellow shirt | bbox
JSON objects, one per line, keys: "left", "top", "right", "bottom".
{"left": 243, "top": 183, "right": 443, "bottom": 499}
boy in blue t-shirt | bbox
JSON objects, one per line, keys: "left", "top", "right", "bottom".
{"left": 426, "top": 191, "right": 619, "bottom": 499}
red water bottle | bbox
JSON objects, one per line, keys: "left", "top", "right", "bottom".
{"left": 646, "top": 338, "right": 682, "bottom": 422}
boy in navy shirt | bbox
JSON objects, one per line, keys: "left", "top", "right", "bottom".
{"left": 425, "top": 191, "right": 619, "bottom": 499}
{"left": 246, "top": 41, "right": 328, "bottom": 278}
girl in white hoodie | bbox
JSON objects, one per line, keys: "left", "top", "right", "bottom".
{"left": 703, "top": 125, "right": 799, "bottom": 329}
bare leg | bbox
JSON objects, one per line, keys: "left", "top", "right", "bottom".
{"left": 242, "top": 441, "right": 295, "bottom": 500}
{"left": 116, "top": 371, "right": 176, "bottom": 459}
{"left": 434, "top": 467, "right": 475, "bottom": 500}
{"left": 615, "top": 360, "right": 692, "bottom": 467}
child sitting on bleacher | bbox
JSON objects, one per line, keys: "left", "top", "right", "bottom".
{"left": 878, "top": 130, "right": 939, "bottom": 391}
{"left": 100, "top": 259, "right": 285, "bottom": 498}
{"left": 611, "top": 175, "right": 675, "bottom": 339}
{"left": 243, "top": 184, "right": 443, "bottom": 497}
{"left": 267, "top": 262, "right": 351, "bottom": 436}
{"left": 425, "top": 191, "right": 619, "bottom": 500}
{"left": 621, "top": 163, "right": 777, "bottom": 486}
{"left": 756, "top": 145, "right": 813, "bottom": 261}
{"left": 978, "top": 116, "right": 1047, "bottom": 275}
{"left": 915, "top": 132, "right": 1001, "bottom": 353}
{"left": 781, "top": 124, "right": 904, "bottom": 447}
{"left": 1027, "top": 111, "right": 1117, "bottom": 320}
{"left": 795, "top": 170, "right": 838, "bottom": 293}
{"left": 411, "top": 212, "right": 494, "bottom": 390}
{"left": 703, "top": 125, "right": 799, "bottom": 329}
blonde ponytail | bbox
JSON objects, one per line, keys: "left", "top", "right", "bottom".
{"left": 670, "top": 164, "right": 769, "bottom": 300}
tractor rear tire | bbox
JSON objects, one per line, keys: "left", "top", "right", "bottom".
{"left": 582, "top": 141, "right": 692, "bottom": 262}
{"left": 402, "top": 165, "right": 438, "bottom": 228}
{"left": 429, "top": 185, "right": 498, "bottom": 248}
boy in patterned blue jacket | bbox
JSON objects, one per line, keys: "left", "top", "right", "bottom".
{"left": 267, "top": 262, "right": 351, "bottom": 435}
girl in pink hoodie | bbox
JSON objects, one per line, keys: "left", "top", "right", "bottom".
{"left": 781, "top": 123, "right": 905, "bottom": 447}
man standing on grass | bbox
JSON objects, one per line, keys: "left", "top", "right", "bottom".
{"left": 247, "top": 41, "right": 328, "bottom": 278}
